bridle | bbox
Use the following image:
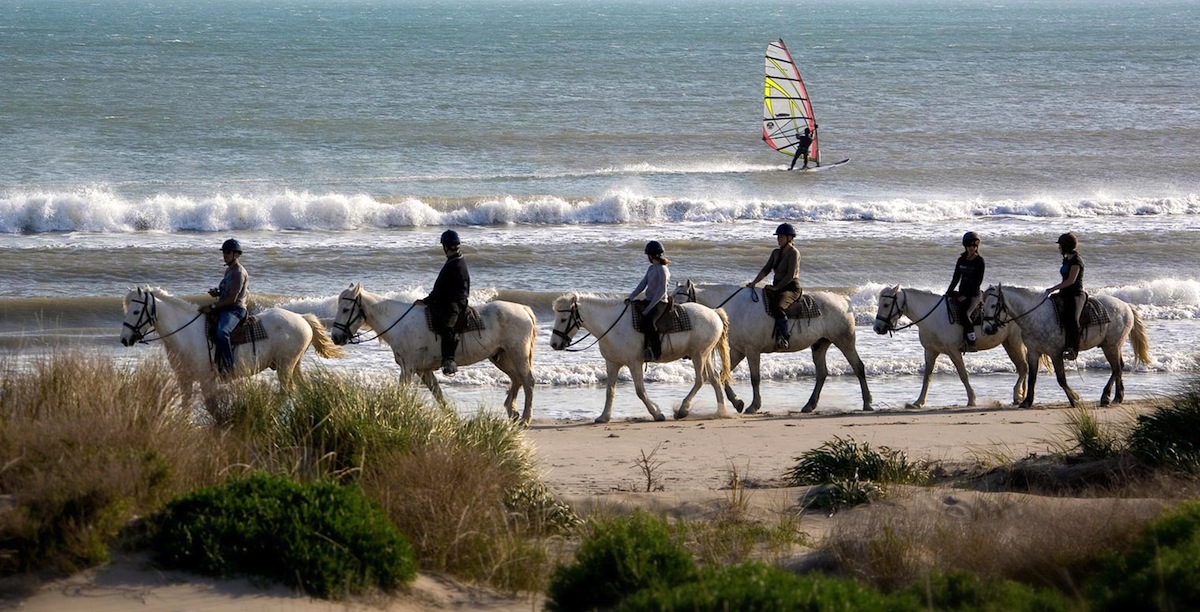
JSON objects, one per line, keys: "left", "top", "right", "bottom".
{"left": 982, "top": 285, "right": 1048, "bottom": 331}
{"left": 123, "top": 289, "right": 202, "bottom": 344}
{"left": 674, "top": 282, "right": 751, "bottom": 309}
{"left": 333, "top": 292, "right": 415, "bottom": 344}
{"left": 552, "top": 298, "right": 628, "bottom": 352}
{"left": 875, "top": 288, "right": 942, "bottom": 335}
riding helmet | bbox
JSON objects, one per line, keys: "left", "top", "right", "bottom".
{"left": 962, "top": 231, "right": 980, "bottom": 246}
{"left": 220, "top": 238, "right": 243, "bottom": 254}
{"left": 644, "top": 240, "right": 665, "bottom": 256}
{"left": 440, "top": 229, "right": 461, "bottom": 248}
{"left": 774, "top": 222, "right": 797, "bottom": 237}
{"left": 1056, "top": 232, "right": 1077, "bottom": 251}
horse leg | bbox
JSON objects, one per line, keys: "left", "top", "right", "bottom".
{"left": 1019, "top": 351, "right": 1041, "bottom": 409}
{"left": 1099, "top": 343, "right": 1124, "bottom": 406}
{"left": 1051, "top": 354, "right": 1081, "bottom": 407}
{"left": 800, "top": 339, "right": 832, "bottom": 413}
{"left": 489, "top": 351, "right": 522, "bottom": 422}
{"left": 629, "top": 362, "right": 666, "bottom": 422}
{"left": 909, "top": 347, "right": 939, "bottom": 409}
{"left": 743, "top": 352, "right": 764, "bottom": 414}
{"left": 835, "top": 336, "right": 873, "bottom": 411}
{"left": 947, "top": 350, "right": 977, "bottom": 407}
{"left": 706, "top": 348, "right": 729, "bottom": 419}
{"left": 419, "top": 371, "right": 448, "bottom": 405}
{"left": 1002, "top": 336, "right": 1029, "bottom": 405}
{"left": 596, "top": 361, "right": 620, "bottom": 424}
{"left": 724, "top": 349, "right": 747, "bottom": 413}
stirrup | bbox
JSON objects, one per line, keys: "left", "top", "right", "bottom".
{"left": 775, "top": 336, "right": 789, "bottom": 349}
{"left": 441, "top": 359, "right": 458, "bottom": 375}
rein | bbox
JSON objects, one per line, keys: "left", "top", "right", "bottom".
{"left": 676, "top": 283, "right": 752, "bottom": 309}
{"left": 983, "top": 286, "right": 1049, "bottom": 330}
{"left": 125, "top": 291, "right": 204, "bottom": 344}
{"left": 875, "top": 289, "right": 944, "bottom": 335}
{"left": 553, "top": 300, "right": 630, "bottom": 352}
{"left": 335, "top": 294, "right": 417, "bottom": 344}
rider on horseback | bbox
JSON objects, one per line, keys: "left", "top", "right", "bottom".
{"left": 946, "top": 231, "right": 985, "bottom": 352}
{"left": 628, "top": 240, "right": 671, "bottom": 361}
{"left": 198, "top": 238, "right": 249, "bottom": 378}
{"left": 416, "top": 230, "right": 470, "bottom": 375}
{"left": 1046, "top": 232, "right": 1085, "bottom": 360}
{"left": 747, "top": 223, "right": 801, "bottom": 349}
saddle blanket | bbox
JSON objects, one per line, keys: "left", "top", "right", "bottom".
{"left": 206, "top": 313, "right": 268, "bottom": 347}
{"left": 632, "top": 301, "right": 693, "bottom": 334}
{"left": 761, "top": 293, "right": 821, "bottom": 320}
{"left": 1051, "top": 294, "right": 1111, "bottom": 328}
{"left": 425, "top": 306, "right": 484, "bottom": 334}
{"left": 946, "top": 301, "right": 983, "bottom": 326}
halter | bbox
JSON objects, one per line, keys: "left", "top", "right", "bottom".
{"left": 333, "top": 292, "right": 416, "bottom": 345}
{"left": 123, "top": 289, "right": 202, "bottom": 344}
{"left": 552, "top": 298, "right": 628, "bottom": 352}
{"left": 982, "top": 285, "right": 1048, "bottom": 331}
{"left": 874, "top": 288, "right": 943, "bottom": 335}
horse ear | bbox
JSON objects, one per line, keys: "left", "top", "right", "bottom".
{"left": 892, "top": 284, "right": 899, "bottom": 292}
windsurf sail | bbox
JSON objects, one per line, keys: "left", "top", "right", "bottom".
{"left": 763, "top": 39, "right": 819, "bottom": 165}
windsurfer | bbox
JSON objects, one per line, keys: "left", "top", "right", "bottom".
{"left": 788, "top": 125, "right": 818, "bottom": 170}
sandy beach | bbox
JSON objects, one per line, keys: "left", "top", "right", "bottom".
{"left": 11, "top": 396, "right": 1163, "bottom": 612}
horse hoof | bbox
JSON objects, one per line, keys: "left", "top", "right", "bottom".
{"left": 862, "top": 404, "right": 874, "bottom": 412}
{"left": 594, "top": 416, "right": 610, "bottom": 424}
{"left": 800, "top": 405, "right": 816, "bottom": 414}
{"left": 744, "top": 405, "right": 760, "bottom": 415}
{"left": 1100, "top": 398, "right": 1111, "bottom": 407}
{"left": 1019, "top": 401, "right": 1032, "bottom": 409}
{"left": 659, "top": 412, "right": 671, "bottom": 421}
{"left": 733, "top": 399, "right": 745, "bottom": 414}
{"left": 905, "top": 403, "right": 923, "bottom": 410}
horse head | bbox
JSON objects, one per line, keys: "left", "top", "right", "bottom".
{"left": 120, "top": 286, "right": 157, "bottom": 346}
{"left": 981, "top": 284, "right": 1010, "bottom": 335}
{"left": 673, "top": 279, "right": 697, "bottom": 304}
{"left": 873, "top": 285, "right": 904, "bottom": 335}
{"left": 330, "top": 283, "right": 365, "bottom": 346}
{"left": 549, "top": 294, "right": 582, "bottom": 351}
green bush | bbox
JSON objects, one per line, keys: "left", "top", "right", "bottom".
{"left": 1126, "top": 388, "right": 1200, "bottom": 472}
{"left": 618, "top": 561, "right": 916, "bottom": 611}
{"left": 785, "top": 437, "right": 927, "bottom": 487}
{"left": 1085, "top": 500, "right": 1200, "bottom": 611}
{"left": 546, "top": 510, "right": 696, "bottom": 611}
{"left": 904, "top": 570, "right": 1072, "bottom": 612}
{"left": 150, "top": 472, "right": 416, "bottom": 599}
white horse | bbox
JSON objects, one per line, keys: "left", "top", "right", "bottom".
{"left": 119, "top": 286, "right": 345, "bottom": 413}
{"left": 873, "top": 286, "right": 1033, "bottom": 409}
{"left": 329, "top": 283, "right": 538, "bottom": 424}
{"left": 674, "top": 280, "right": 871, "bottom": 414}
{"left": 549, "top": 294, "right": 732, "bottom": 423}
{"left": 981, "top": 285, "right": 1151, "bottom": 408}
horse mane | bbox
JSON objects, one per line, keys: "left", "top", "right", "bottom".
{"left": 125, "top": 286, "right": 186, "bottom": 308}
{"left": 552, "top": 292, "right": 619, "bottom": 311}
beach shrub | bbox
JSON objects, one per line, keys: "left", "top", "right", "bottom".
{"left": 1126, "top": 387, "right": 1200, "bottom": 472}
{"left": 617, "top": 561, "right": 914, "bottom": 611}
{"left": 1085, "top": 500, "right": 1200, "bottom": 610}
{"left": 1060, "top": 405, "right": 1124, "bottom": 460}
{"left": 903, "top": 570, "right": 1072, "bottom": 612}
{"left": 546, "top": 510, "right": 696, "bottom": 611}
{"left": 785, "top": 436, "right": 927, "bottom": 487}
{"left": 149, "top": 472, "right": 416, "bottom": 599}
{"left": 0, "top": 354, "right": 217, "bottom": 576}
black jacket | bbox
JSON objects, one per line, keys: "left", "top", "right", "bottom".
{"left": 424, "top": 254, "right": 470, "bottom": 306}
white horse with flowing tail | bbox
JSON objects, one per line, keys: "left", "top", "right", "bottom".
{"left": 329, "top": 284, "right": 538, "bottom": 424}
{"left": 981, "top": 285, "right": 1150, "bottom": 408}
{"left": 120, "top": 286, "right": 345, "bottom": 413}
{"left": 873, "top": 286, "right": 1034, "bottom": 409}
{"left": 549, "top": 294, "right": 732, "bottom": 423}
{"left": 674, "top": 280, "right": 871, "bottom": 414}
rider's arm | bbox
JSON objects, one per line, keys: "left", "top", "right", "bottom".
{"left": 1047, "top": 264, "right": 1080, "bottom": 293}
{"left": 748, "top": 250, "right": 779, "bottom": 287}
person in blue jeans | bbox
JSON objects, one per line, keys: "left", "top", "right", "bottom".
{"left": 199, "top": 238, "right": 249, "bottom": 378}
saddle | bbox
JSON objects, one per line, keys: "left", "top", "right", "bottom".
{"left": 761, "top": 290, "right": 821, "bottom": 320}
{"left": 1051, "top": 293, "right": 1110, "bottom": 330}
{"left": 946, "top": 300, "right": 984, "bottom": 327}
{"left": 424, "top": 306, "right": 484, "bottom": 335}
{"left": 631, "top": 300, "right": 693, "bottom": 334}
{"left": 205, "top": 312, "right": 268, "bottom": 347}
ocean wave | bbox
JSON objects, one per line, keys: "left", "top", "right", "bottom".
{"left": 3, "top": 187, "right": 1198, "bottom": 234}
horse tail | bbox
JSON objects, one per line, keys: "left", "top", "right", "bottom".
{"left": 1129, "top": 306, "right": 1151, "bottom": 366}
{"left": 715, "top": 308, "right": 732, "bottom": 386}
{"left": 303, "top": 313, "right": 347, "bottom": 359}
{"left": 523, "top": 305, "right": 537, "bottom": 369}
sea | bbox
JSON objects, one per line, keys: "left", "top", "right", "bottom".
{"left": 3, "top": 0, "right": 1199, "bottom": 421}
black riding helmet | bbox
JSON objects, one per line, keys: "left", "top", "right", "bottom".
{"left": 440, "top": 229, "right": 461, "bottom": 248}
{"left": 962, "top": 231, "right": 980, "bottom": 246}
{"left": 774, "top": 222, "right": 797, "bottom": 237}
{"left": 221, "top": 238, "right": 242, "bottom": 254}
{"left": 1056, "top": 232, "right": 1077, "bottom": 251}
{"left": 644, "top": 240, "right": 665, "bottom": 255}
